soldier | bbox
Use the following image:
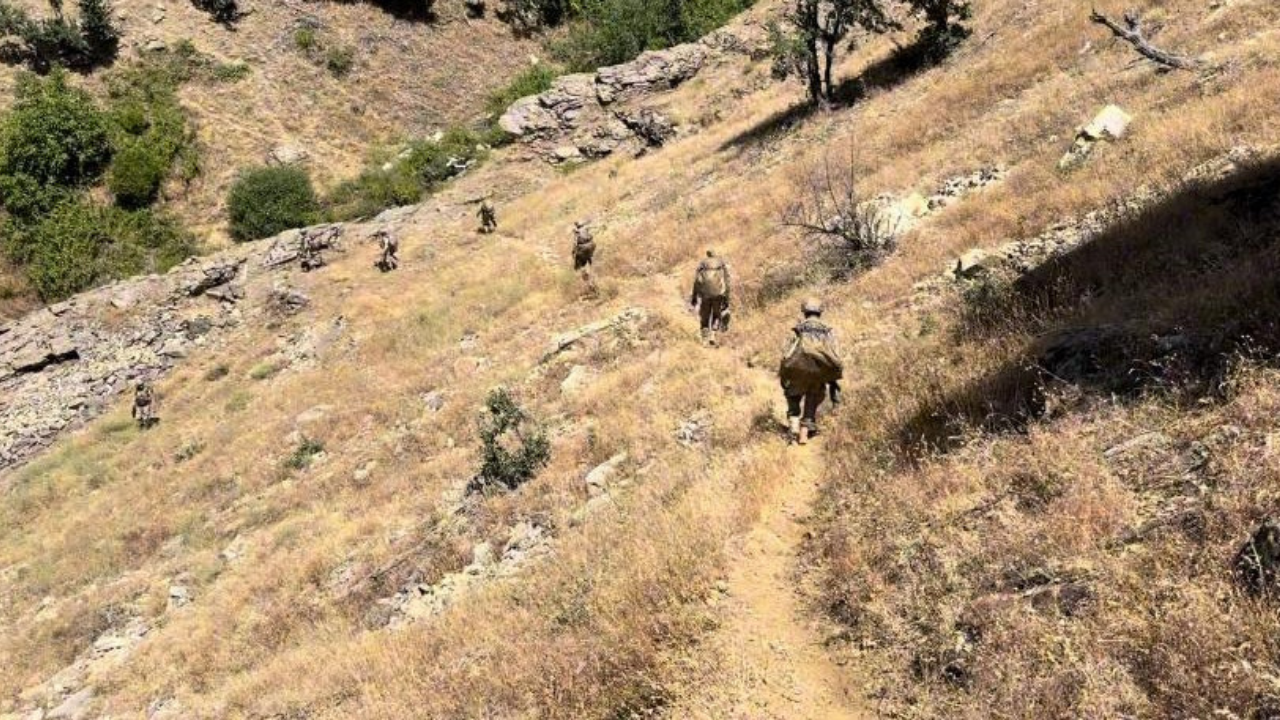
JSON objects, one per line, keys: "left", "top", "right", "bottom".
{"left": 572, "top": 221, "right": 597, "bottom": 292}
{"left": 375, "top": 229, "right": 399, "bottom": 272}
{"left": 778, "top": 298, "right": 843, "bottom": 445}
{"left": 132, "top": 381, "right": 157, "bottom": 429}
{"left": 689, "top": 249, "right": 732, "bottom": 346}
{"left": 300, "top": 230, "right": 326, "bottom": 273}
{"left": 478, "top": 199, "right": 498, "bottom": 234}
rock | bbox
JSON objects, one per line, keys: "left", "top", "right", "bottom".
{"left": 295, "top": 405, "right": 333, "bottom": 426}
{"left": 616, "top": 108, "right": 675, "bottom": 148}
{"left": 168, "top": 585, "right": 191, "bottom": 608}
{"left": 553, "top": 145, "right": 582, "bottom": 162}
{"left": 268, "top": 144, "right": 310, "bottom": 166}
{"left": 584, "top": 452, "right": 627, "bottom": 497}
{"left": 352, "top": 460, "right": 377, "bottom": 484}
{"left": 560, "top": 365, "right": 594, "bottom": 396}
{"left": 182, "top": 259, "right": 243, "bottom": 297}
{"left": 1059, "top": 105, "right": 1132, "bottom": 169}
{"left": 472, "top": 542, "right": 494, "bottom": 566}
{"left": 47, "top": 688, "right": 93, "bottom": 720}
{"left": 158, "top": 338, "right": 187, "bottom": 358}
{"left": 422, "top": 390, "right": 446, "bottom": 412}
{"left": 596, "top": 44, "right": 706, "bottom": 104}
{"left": 268, "top": 284, "right": 310, "bottom": 315}
{"left": 953, "top": 249, "right": 997, "bottom": 279}
{"left": 1104, "top": 431, "right": 1173, "bottom": 460}
{"left": 542, "top": 307, "right": 648, "bottom": 362}
{"left": 498, "top": 74, "right": 597, "bottom": 138}
{"left": 1235, "top": 518, "right": 1280, "bottom": 596}
{"left": 144, "top": 38, "right": 166, "bottom": 52}
{"left": 1079, "top": 104, "right": 1133, "bottom": 141}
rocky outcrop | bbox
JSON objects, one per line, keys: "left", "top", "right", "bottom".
{"left": 0, "top": 218, "right": 368, "bottom": 475}
{"left": 595, "top": 44, "right": 707, "bottom": 104}
{"left": 498, "top": 40, "right": 714, "bottom": 163}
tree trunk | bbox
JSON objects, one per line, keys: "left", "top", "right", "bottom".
{"left": 1089, "top": 9, "right": 1198, "bottom": 71}
{"left": 804, "top": 34, "right": 823, "bottom": 104}
{"left": 821, "top": 38, "right": 835, "bottom": 103}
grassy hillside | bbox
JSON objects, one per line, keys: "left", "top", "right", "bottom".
{"left": 0, "top": 0, "right": 543, "bottom": 317}
{"left": 2, "top": 0, "right": 1279, "bottom": 717}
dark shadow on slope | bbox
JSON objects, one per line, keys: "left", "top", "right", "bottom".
{"left": 337, "top": 0, "right": 438, "bottom": 22}
{"left": 897, "top": 154, "right": 1280, "bottom": 456}
{"left": 719, "top": 41, "right": 933, "bottom": 152}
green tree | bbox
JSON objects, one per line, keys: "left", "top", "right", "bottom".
{"left": 770, "top": 0, "right": 897, "bottom": 106}
{"left": 0, "top": 70, "right": 111, "bottom": 219}
{"left": 227, "top": 165, "right": 320, "bottom": 241}
{"left": 77, "top": 0, "right": 119, "bottom": 62}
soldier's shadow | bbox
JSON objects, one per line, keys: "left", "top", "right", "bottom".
{"left": 895, "top": 152, "right": 1280, "bottom": 458}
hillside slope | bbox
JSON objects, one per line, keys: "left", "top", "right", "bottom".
{"left": 2, "top": 0, "right": 1279, "bottom": 718}
{"left": 0, "top": 0, "right": 542, "bottom": 317}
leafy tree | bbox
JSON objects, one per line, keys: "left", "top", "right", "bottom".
{"left": 770, "top": 0, "right": 897, "bottom": 106}
{"left": 0, "top": 70, "right": 111, "bottom": 210}
{"left": 77, "top": 0, "right": 119, "bottom": 62}
{"left": 906, "top": 0, "right": 970, "bottom": 64}
{"left": 553, "top": 0, "right": 751, "bottom": 70}
{"left": 227, "top": 165, "right": 320, "bottom": 241}
{"left": 190, "top": 0, "right": 245, "bottom": 26}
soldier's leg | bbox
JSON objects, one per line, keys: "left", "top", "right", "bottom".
{"left": 785, "top": 393, "right": 803, "bottom": 442}
{"left": 801, "top": 385, "right": 826, "bottom": 436}
{"left": 698, "top": 301, "right": 715, "bottom": 343}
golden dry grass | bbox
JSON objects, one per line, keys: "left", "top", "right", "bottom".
{"left": 2, "top": 0, "right": 1280, "bottom": 716}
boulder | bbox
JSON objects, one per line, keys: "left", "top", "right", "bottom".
{"left": 560, "top": 365, "right": 594, "bottom": 396}
{"left": 616, "top": 108, "right": 676, "bottom": 148}
{"left": 1079, "top": 104, "right": 1133, "bottom": 141}
{"left": 584, "top": 452, "right": 628, "bottom": 497}
{"left": 267, "top": 144, "right": 311, "bottom": 166}
{"left": 47, "top": 688, "right": 93, "bottom": 720}
{"left": 596, "top": 44, "right": 706, "bottom": 104}
{"left": 498, "top": 74, "right": 597, "bottom": 138}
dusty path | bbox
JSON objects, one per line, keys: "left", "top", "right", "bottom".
{"left": 668, "top": 439, "right": 866, "bottom": 719}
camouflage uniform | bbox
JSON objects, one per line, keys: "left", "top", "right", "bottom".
{"left": 478, "top": 200, "right": 497, "bottom": 234}
{"left": 690, "top": 251, "right": 731, "bottom": 346}
{"left": 132, "top": 382, "right": 156, "bottom": 428}
{"left": 779, "top": 299, "right": 843, "bottom": 444}
{"left": 376, "top": 230, "right": 399, "bottom": 271}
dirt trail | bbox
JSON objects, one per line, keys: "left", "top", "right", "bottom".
{"left": 669, "top": 436, "right": 866, "bottom": 719}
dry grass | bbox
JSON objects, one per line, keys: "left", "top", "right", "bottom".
{"left": 2, "top": 0, "right": 1280, "bottom": 716}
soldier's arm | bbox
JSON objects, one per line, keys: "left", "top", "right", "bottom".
{"left": 724, "top": 263, "right": 733, "bottom": 303}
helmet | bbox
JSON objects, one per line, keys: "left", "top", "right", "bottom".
{"left": 801, "top": 298, "right": 823, "bottom": 315}
{"left": 706, "top": 249, "right": 716, "bottom": 258}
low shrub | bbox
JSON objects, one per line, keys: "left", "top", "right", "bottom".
{"left": 485, "top": 63, "right": 560, "bottom": 117}
{"left": 325, "top": 127, "right": 486, "bottom": 221}
{"left": 469, "top": 388, "right": 550, "bottom": 493}
{"left": 228, "top": 166, "right": 320, "bottom": 241}
{"left": 22, "top": 200, "right": 194, "bottom": 301}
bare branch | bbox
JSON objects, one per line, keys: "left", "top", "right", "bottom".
{"left": 1089, "top": 7, "right": 1198, "bottom": 71}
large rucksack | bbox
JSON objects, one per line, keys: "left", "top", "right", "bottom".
{"left": 780, "top": 323, "right": 843, "bottom": 387}
{"left": 694, "top": 259, "right": 729, "bottom": 300}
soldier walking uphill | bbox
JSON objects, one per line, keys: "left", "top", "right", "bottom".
{"left": 374, "top": 229, "right": 399, "bottom": 272}
{"left": 478, "top": 199, "right": 498, "bottom": 234}
{"left": 572, "top": 221, "right": 598, "bottom": 293}
{"left": 689, "top": 250, "right": 732, "bottom": 346}
{"left": 779, "top": 299, "right": 843, "bottom": 445}
{"left": 300, "top": 230, "right": 326, "bottom": 273}
{"left": 132, "top": 381, "right": 158, "bottom": 429}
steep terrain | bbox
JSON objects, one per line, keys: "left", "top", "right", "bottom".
{"left": 2, "top": 0, "right": 1280, "bottom": 718}
{"left": 0, "top": 0, "right": 542, "bottom": 316}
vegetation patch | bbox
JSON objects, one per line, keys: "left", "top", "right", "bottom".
{"left": 227, "top": 166, "right": 320, "bottom": 241}
{"left": 468, "top": 388, "right": 551, "bottom": 493}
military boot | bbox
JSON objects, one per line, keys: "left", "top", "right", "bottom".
{"left": 788, "top": 417, "right": 801, "bottom": 444}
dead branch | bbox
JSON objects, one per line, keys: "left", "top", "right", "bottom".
{"left": 1090, "top": 8, "right": 1199, "bottom": 71}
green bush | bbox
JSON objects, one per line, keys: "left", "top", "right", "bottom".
{"left": 227, "top": 166, "right": 320, "bottom": 241}
{"left": 22, "top": 200, "right": 194, "bottom": 301}
{"left": 108, "top": 142, "right": 169, "bottom": 208}
{"left": 293, "top": 26, "right": 316, "bottom": 51}
{"left": 325, "top": 127, "right": 486, "bottom": 221}
{"left": 553, "top": 0, "right": 751, "bottom": 70}
{"left": 0, "top": 71, "right": 112, "bottom": 203}
{"left": 0, "top": 0, "right": 120, "bottom": 71}
{"left": 485, "top": 63, "right": 560, "bottom": 117}
{"left": 325, "top": 46, "right": 355, "bottom": 77}
{"left": 470, "top": 388, "right": 551, "bottom": 493}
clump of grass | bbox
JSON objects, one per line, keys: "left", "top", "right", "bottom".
{"left": 284, "top": 437, "right": 324, "bottom": 470}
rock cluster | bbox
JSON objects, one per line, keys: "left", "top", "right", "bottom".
{"left": 0, "top": 216, "right": 372, "bottom": 475}
{"left": 377, "top": 521, "right": 553, "bottom": 627}
{"left": 498, "top": 42, "right": 711, "bottom": 162}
